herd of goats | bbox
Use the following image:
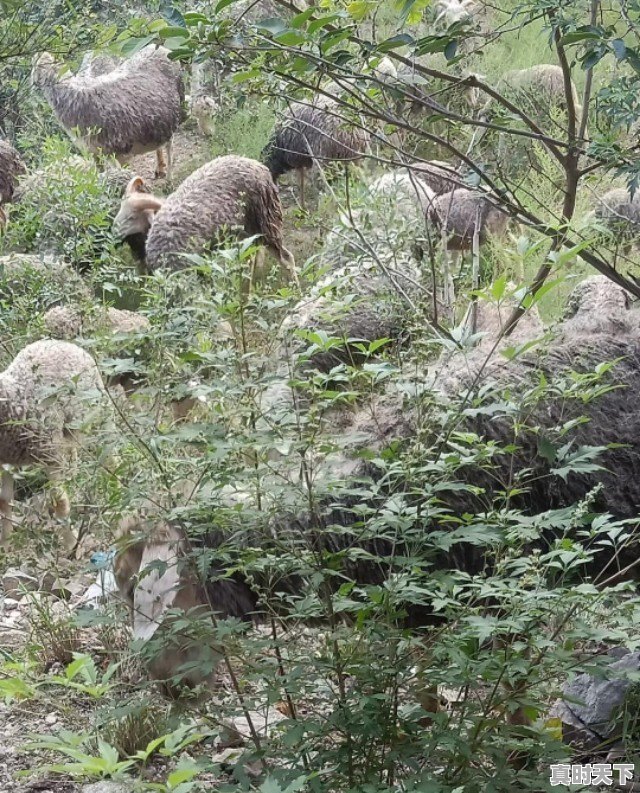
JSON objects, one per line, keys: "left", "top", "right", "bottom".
{"left": 1, "top": 30, "right": 640, "bottom": 689}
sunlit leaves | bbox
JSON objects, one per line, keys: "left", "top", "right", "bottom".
{"left": 346, "top": 1, "right": 375, "bottom": 22}
{"left": 119, "top": 34, "right": 155, "bottom": 56}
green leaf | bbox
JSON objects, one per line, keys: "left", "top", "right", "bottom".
{"left": 526, "top": 278, "right": 564, "bottom": 305}
{"left": 168, "top": 765, "right": 200, "bottom": 786}
{"left": 490, "top": 275, "right": 508, "bottom": 300}
{"left": 308, "top": 14, "right": 342, "bottom": 34}
{"left": 258, "top": 17, "right": 288, "bottom": 34}
{"left": 464, "top": 615, "right": 499, "bottom": 643}
{"left": 162, "top": 5, "right": 186, "bottom": 26}
{"left": 260, "top": 780, "right": 283, "bottom": 793}
{"left": 232, "top": 69, "right": 262, "bottom": 82}
{"left": 275, "top": 30, "right": 306, "bottom": 46}
{"left": 260, "top": 777, "right": 307, "bottom": 793}
{"left": 184, "top": 12, "right": 209, "bottom": 24}
{"left": 501, "top": 335, "right": 546, "bottom": 361}
{"left": 158, "top": 26, "right": 190, "bottom": 39}
{"left": 538, "top": 436, "right": 557, "bottom": 464}
{"left": 378, "top": 33, "right": 415, "bottom": 52}
{"left": 0, "top": 677, "right": 36, "bottom": 702}
{"left": 320, "top": 29, "right": 352, "bottom": 51}
{"left": 559, "top": 30, "right": 601, "bottom": 45}
{"left": 415, "top": 34, "right": 450, "bottom": 55}
{"left": 551, "top": 444, "right": 608, "bottom": 481}
{"left": 164, "top": 37, "right": 191, "bottom": 50}
{"left": 582, "top": 48, "right": 606, "bottom": 70}
{"left": 97, "top": 738, "right": 119, "bottom": 769}
{"left": 347, "top": 1, "right": 373, "bottom": 21}
{"left": 291, "top": 6, "right": 316, "bottom": 27}
{"left": 134, "top": 734, "right": 168, "bottom": 761}
{"left": 65, "top": 654, "right": 92, "bottom": 682}
{"left": 611, "top": 38, "right": 626, "bottom": 60}
{"left": 215, "top": 0, "right": 237, "bottom": 13}
{"left": 120, "top": 35, "right": 155, "bottom": 57}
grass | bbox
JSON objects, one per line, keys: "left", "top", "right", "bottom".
{"left": 208, "top": 100, "right": 277, "bottom": 162}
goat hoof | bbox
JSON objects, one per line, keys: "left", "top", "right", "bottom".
{"left": 154, "top": 170, "right": 167, "bottom": 180}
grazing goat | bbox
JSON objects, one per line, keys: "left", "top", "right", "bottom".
{"left": 115, "top": 278, "right": 640, "bottom": 687}
{"left": 429, "top": 188, "right": 509, "bottom": 251}
{"left": 434, "top": 0, "right": 476, "bottom": 27}
{"left": 0, "top": 340, "right": 114, "bottom": 549}
{"left": 493, "top": 65, "right": 584, "bottom": 139}
{"left": 32, "top": 46, "right": 184, "bottom": 179}
{"left": 0, "top": 140, "right": 26, "bottom": 207}
{"left": 262, "top": 96, "right": 370, "bottom": 206}
{"left": 428, "top": 187, "right": 509, "bottom": 305}
{"left": 592, "top": 187, "right": 640, "bottom": 256}
{"left": 113, "top": 158, "right": 297, "bottom": 286}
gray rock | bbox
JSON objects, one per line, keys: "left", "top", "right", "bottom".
{"left": 2, "top": 568, "right": 38, "bottom": 599}
{"left": 39, "top": 572, "right": 75, "bottom": 600}
{"left": 82, "top": 783, "right": 132, "bottom": 793}
{"left": 550, "top": 651, "right": 640, "bottom": 750}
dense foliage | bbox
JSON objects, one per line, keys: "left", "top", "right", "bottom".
{"left": 1, "top": 1, "right": 640, "bottom": 792}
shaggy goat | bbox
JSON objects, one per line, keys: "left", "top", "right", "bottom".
{"left": 42, "top": 305, "right": 150, "bottom": 340}
{"left": 42, "top": 304, "right": 155, "bottom": 397}
{"left": 269, "top": 168, "right": 443, "bottom": 377}
{"left": 114, "top": 277, "right": 640, "bottom": 687}
{"left": 0, "top": 253, "right": 90, "bottom": 320}
{"left": 0, "top": 140, "right": 26, "bottom": 207}
{"left": 77, "top": 51, "right": 122, "bottom": 80}
{"left": 429, "top": 188, "right": 509, "bottom": 251}
{"left": 560, "top": 274, "right": 633, "bottom": 335}
{"left": 428, "top": 187, "right": 509, "bottom": 305}
{"left": 434, "top": 0, "right": 476, "bottom": 27}
{"left": 31, "top": 46, "right": 184, "bottom": 179}
{"left": 0, "top": 340, "right": 113, "bottom": 549}
{"left": 41, "top": 302, "right": 225, "bottom": 419}
{"left": 190, "top": 61, "right": 219, "bottom": 138}
{"left": 111, "top": 175, "right": 164, "bottom": 264}
{"left": 503, "top": 65, "right": 580, "bottom": 111}
{"left": 496, "top": 64, "right": 583, "bottom": 136}
{"left": 114, "top": 514, "right": 257, "bottom": 691}
{"left": 191, "top": 95, "right": 219, "bottom": 138}
{"left": 368, "top": 169, "right": 436, "bottom": 215}
{"left": 592, "top": 187, "right": 640, "bottom": 254}
{"left": 276, "top": 257, "right": 423, "bottom": 376}
{"left": 416, "top": 278, "right": 640, "bottom": 584}
{"left": 262, "top": 96, "right": 370, "bottom": 206}
{"left": 413, "top": 160, "right": 462, "bottom": 196}
{"left": 113, "top": 159, "right": 297, "bottom": 285}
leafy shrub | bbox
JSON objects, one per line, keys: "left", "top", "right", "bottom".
{"left": 3, "top": 137, "right": 128, "bottom": 273}
{"left": 99, "top": 700, "right": 170, "bottom": 757}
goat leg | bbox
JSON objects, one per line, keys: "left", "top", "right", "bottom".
{"left": 0, "top": 469, "right": 14, "bottom": 545}
{"left": 155, "top": 147, "right": 167, "bottom": 180}
{"left": 165, "top": 138, "right": 173, "bottom": 183}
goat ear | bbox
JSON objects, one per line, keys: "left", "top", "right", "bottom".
{"left": 125, "top": 176, "right": 146, "bottom": 197}
{"left": 113, "top": 532, "right": 145, "bottom": 599}
{"left": 130, "top": 194, "right": 164, "bottom": 213}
